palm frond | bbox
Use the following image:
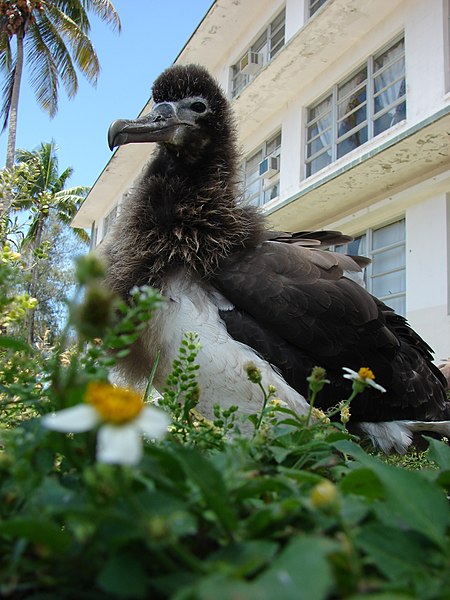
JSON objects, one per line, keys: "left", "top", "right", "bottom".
{"left": 44, "top": 5, "right": 100, "bottom": 85}
{"left": 49, "top": 0, "right": 91, "bottom": 33}
{"left": 80, "top": 0, "right": 121, "bottom": 32}
{"left": 24, "top": 22, "right": 61, "bottom": 116}
{"left": 0, "top": 61, "right": 15, "bottom": 132}
{"left": 0, "top": 32, "right": 12, "bottom": 74}
{"left": 72, "top": 226, "right": 90, "bottom": 244}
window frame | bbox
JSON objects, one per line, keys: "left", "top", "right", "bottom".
{"left": 103, "top": 205, "right": 119, "bottom": 239}
{"left": 242, "top": 131, "right": 282, "bottom": 208}
{"left": 308, "top": 0, "right": 329, "bottom": 18}
{"left": 231, "top": 9, "right": 286, "bottom": 98}
{"left": 333, "top": 219, "right": 406, "bottom": 316}
{"left": 305, "top": 36, "right": 406, "bottom": 178}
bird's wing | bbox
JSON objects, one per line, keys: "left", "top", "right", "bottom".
{"left": 212, "top": 241, "right": 447, "bottom": 420}
{"left": 214, "top": 241, "right": 394, "bottom": 359}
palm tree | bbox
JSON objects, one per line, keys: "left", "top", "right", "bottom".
{"left": 14, "top": 140, "right": 89, "bottom": 343}
{"left": 0, "top": 0, "right": 120, "bottom": 174}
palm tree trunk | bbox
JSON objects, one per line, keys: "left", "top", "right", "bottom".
{"left": 6, "top": 29, "right": 24, "bottom": 170}
{"left": 1, "top": 28, "right": 25, "bottom": 227}
{"left": 28, "top": 215, "right": 44, "bottom": 345}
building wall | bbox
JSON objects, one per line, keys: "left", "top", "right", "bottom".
{"left": 406, "top": 193, "right": 450, "bottom": 360}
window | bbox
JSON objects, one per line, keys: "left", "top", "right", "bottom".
{"left": 103, "top": 205, "right": 118, "bottom": 238}
{"left": 334, "top": 220, "right": 406, "bottom": 316}
{"left": 243, "top": 132, "right": 281, "bottom": 208}
{"left": 306, "top": 37, "right": 406, "bottom": 177}
{"left": 309, "top": 0, "right": 329, "bottom": 17}
{"left": 231, "top": 9, "right": 285, "bottom": 98}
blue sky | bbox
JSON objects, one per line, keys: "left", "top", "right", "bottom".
{"left": 0, "top": 0, "right": 212, "bottom": 189}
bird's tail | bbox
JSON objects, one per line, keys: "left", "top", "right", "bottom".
{"left": 355, "top": 420, "right": 450, "bottom": 454}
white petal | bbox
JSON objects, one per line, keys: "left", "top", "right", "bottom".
{"left": 137, "top": 406, "right": 171, "bottom": 440}
{"left": 342, "top": 367, "right": 358, "bottom": 378}
{"left": 96, "top": 423, "right": 142, "bottom": 465}
{"left": 343, "top": 374, "right": 355, "bottom": 381}
{"left": 367, "top": 379, "right": 387, "bottom": 393}
{"left": 42, "top": 405, "right": 99, "bottom": 433}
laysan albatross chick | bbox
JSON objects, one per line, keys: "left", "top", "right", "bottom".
{"left": 103, "top": 63, "right": 450, "bottom": 453}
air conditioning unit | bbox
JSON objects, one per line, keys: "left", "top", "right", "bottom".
{"left": 239, "top": 51, "right": 262, "bottom": 75}
{"left": 258, "top": 155, "right": 280, "bottom": 179}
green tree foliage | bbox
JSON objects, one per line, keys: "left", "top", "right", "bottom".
{"left": 11, "top": 140, "right": 89, "bottom": 344}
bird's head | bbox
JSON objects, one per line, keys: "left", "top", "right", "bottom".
{"left": 108, "top": 64, "right": 233, "bottom": 162}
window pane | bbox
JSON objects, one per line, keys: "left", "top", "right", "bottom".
{"left": 338, "top": 68, "right": 367, "bottom": 102}
{"left": 252, "top": 31, "right": 267, "bottom": 54}
{"left": 307, "top": 128, "right": 332, "bottom": 157}
{"left": 372, "top": 269, "right": 405, "bottom": 297}
{"left": 374, "top": 38, "right": 404, "bottom": 74}
{"left": 382, "top": 295, "right": 405, "bottom": 317}
{"left": 307, "top": 152, "right": 332, "bottom": 176}
{"left": 270, "top": 27, "right": 285, "bottom": 57}
{"left": 308, "top": 95, "right": 332, "bottom": 121}
{"left": 305, "top": 37, "right": 405, "bottom": 178}
{"left": 266, "top": 132, "right": 281, "bottom": 155}
{"left": 338, "top": 104, "right": 367, "bottom": 135}
{"left": 372, "top": 220, "right": 405, "bottom": 249}
{"left": 309, "top": 0, "right": 329, "bottom": 17}
{"left": 371, "top": 245, "right": 405, "bottom": 275}
{"left": 263, "top": 181, "right": 280, "bottom": 203}
{"left": 337, "top": 126, "right": 367, "bottom": 158}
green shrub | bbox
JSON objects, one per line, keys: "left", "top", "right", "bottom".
{"left": 0, "top": 251, "right": 449, "bottom": 599}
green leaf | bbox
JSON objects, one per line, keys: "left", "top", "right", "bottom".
{"left": 355, "top": 522, "right": 433, "bottom": 581}
{"left": 334, "top": 440, "right": 450, "bottom": 546}
{"left": 256, "top": 535, "right": 337, "bottom": 600}
{"left": 339, "top": 467, "right": 384, "bottom": 499}
{"left": 0, "top": 335, "right": 31, "bottom": 353}
{"left": 171, "top": 447, "right": 237, "bottom": 534}
{"left": 0, "top": 517, "right": 71, "bottom": 552}
{"left": 348, "top": 594, "right": 415, "bottom": 600}
{"left": 208, "top": 540, "right": 279, "bottom": 577}
{"left": 97, "top": 551, "right": 149, "bottom": 598}
{"left": 425, "top": 436, "right": 450, "bottom": 470}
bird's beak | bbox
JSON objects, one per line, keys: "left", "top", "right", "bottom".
{"left": 108, "top": 102, "right": 184, "bottom": 150}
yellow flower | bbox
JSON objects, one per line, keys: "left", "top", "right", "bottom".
{"left": 342, "top": 367, "right": 386, "bottom": 393}
{"left": 42, "top": 382, "right": 170, "bottom": 465}
{"left": 357, "top": 367, "right": 375, "bottom": 380}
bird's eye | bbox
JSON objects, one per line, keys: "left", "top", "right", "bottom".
{"left": 190, "top": 101, "right": 207, "bottom": 113}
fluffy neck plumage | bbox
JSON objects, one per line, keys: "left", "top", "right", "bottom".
{"left": 103, "top": 141, "right": 265, "bottom": 299}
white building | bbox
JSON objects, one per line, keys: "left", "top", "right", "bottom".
{"left": 73, "top": 0, "right": 450, "bottom": 362}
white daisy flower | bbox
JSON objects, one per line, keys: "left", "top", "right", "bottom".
{"left": 42, "top": 382, "right": 171, "bottom": 465}
{"left": 342, "top": 367, "right": 386, "bottom": 393}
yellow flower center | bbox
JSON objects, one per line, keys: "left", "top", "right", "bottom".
{"left": 358, "top": 367, "right": 375, "bottom": 381}
{"left": 85, "top": 382, "right": 144, "bottom": 424}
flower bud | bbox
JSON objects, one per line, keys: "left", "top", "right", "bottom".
{"left": 310, "top": 480, "right": 338, "bottom": 510}
{"left": 245, "top": 362, "right": 262, "bottom": 384}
